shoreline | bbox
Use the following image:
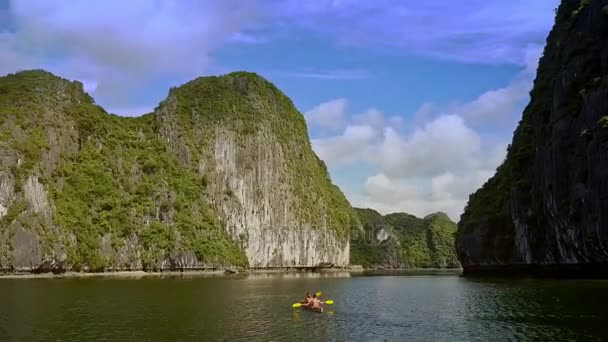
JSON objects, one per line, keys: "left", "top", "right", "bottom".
{"left": 0, "top": 270, "right": 227, "bottom": 279}
{"left": 0, "top": 267, "right": 353, "bottom": 279}
{"left": 0, "top": 266, "right": 463, "bottom": 279}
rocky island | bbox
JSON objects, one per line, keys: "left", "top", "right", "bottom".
{"left": 456, "top": 0, "right": 608, "bottom": 277}
{"left": 0, "top": 70, "right": 360, "bottom": 274}
{"left": 351, "top": 208, "right": 460, "bottom": 269}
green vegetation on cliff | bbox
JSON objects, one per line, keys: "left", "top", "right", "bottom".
{"left": 0, "top": 69, "right": 357, "bottom": 272}
{"left": 350, "top": 208, "right": 460, "bottom": 269}
{"left": 350, "top": 208, "right": 399, "bottom": 268}
{"left": 1, "top": 70, "right": 247, "bottom": 271}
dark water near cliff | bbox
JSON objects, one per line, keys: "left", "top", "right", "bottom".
{"left": 1, "top": 271, "right": 607, "bottom": 341}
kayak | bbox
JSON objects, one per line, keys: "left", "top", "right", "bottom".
{"left": 292, "top": 292, "right": 332, "bottom": 313}
{"left": 302, "top": 305, "right": 324, "bottom": 313}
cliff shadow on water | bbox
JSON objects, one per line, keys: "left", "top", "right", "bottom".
{"left": 456, "top": 0, "right": 608, "bottom": 278}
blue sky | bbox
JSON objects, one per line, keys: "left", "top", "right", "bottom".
{"left": 0, "top": 0, "right": 560, "bottom": 220}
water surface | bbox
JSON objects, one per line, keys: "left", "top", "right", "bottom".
{"left": 0, "top": 272, "right": 607, "bottom": 341}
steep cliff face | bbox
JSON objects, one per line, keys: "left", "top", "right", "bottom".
{"left": 351, "top": 208, "right": 460, "bottom": 269}
{"left": 457, "top": 0, "right": 608, "bottom": 276}
{"left": 154, "top": 73, "right": 357, "bottom": 268}
{"left": 0, "top": 70, "right": 358, "bottom": 273}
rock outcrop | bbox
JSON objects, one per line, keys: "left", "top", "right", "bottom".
{"left": 351, "top": 208, "right": 460, "bottom": 269}
{"left": 456, "top": 0, "right": 608, "bottom": 277}
{"left": 0, "top": 70, "right": 359, "bottom": 273}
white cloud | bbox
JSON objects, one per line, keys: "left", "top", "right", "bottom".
{"left": 312, "top": 110, "right": 490, "bottom": 179}
{"left": 413, "top": 102, "right": 434, "bottom": 125}
{"left": 305, "top": 98, "right": 348, "bottom": 131}
{"left": 312, "top": 124, "right": 378, "bottom": 165}
{"left": 356, "top": 186, "right": 468, "bottom": 221}
{"left": 311, "top": 110, "right": 498, "bottom": 221}
{"left": 308, "top": 56, "right": 541, "bottom": 220}
{"left": 352, "top": 108, "right": 386, "bottom": 129}
{"left": 347, "top": 169, "right": 496, "bottom": 220}
{"left": 458, "top": 78, "right": 530, "bottom": 124}
{"left": 363, "top": 174, "right": 424, "bottom": 204}
{"left": 431, "top": 170, "right": 494, "bottom": 201}
{"left": 376, "top": 115, "right": 482, "bottom": 178}
{"left": 304, "top": 99, "right": 405, "bottom": 137}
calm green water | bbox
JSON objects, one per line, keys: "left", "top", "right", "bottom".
{"left": 0, "top": 272, "right": 607, "bottom": 341}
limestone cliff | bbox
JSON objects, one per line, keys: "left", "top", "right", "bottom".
{"left": 0, "top": 70, "right": 359, "bottom": 273}
{"left": 456, "top": 0, "right": 608, "bottom": 277}
{"left": 351, "top": 208, "right": 460, "bottom": 269}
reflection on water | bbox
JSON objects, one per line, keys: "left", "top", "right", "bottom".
{"left": 0, "top": 273, "right": 607, "bottom": 341}
{"left": 243, "top": 270, "right": 352, "bottom": 279}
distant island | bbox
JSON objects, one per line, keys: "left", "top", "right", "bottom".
{"left": 351, "top": 208, "right": 460, "bottom": 270}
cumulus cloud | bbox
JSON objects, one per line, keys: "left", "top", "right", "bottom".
{"left": 312, "top": 124, "right": 379, "bottom": 165}
{"left": 458, "top": 77, "right": 531, "bottom": 125}
{"left": 413, "top": 102, "right": 435, "bottom": 125}
{"left": 344, "top": 169, "right": 497, "bottom": 220}
{"left": 315, "top": 113, "right": 484, "bottom": 176}
{"left": 431, "top": 171, "right": 494, "bottom": 201}
{"left": 310, "top": 108, "right": 500, "bottom": 220}
{"left": 353, "top": 109, "right": 390, "bottom": 130}
{"left": 307, "top": 67, "right": 535, "bottom": 220}
{"left": 353, "top": 174, "right": 468, "bottom": 221}
{"left": 376, "top": 115, "right": 482, "bottom": 178}
{"left": 363, "top": 174, "right": 425, "bottom": 204}
{"left": 307, "top": 45, "right": 544, "bottom": 217}
{"left": 305, "top": 98, "right": 349, "bottom": 131}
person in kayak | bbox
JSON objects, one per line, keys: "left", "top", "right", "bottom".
{"left": 308, "top": 293, "right": 324, "bottom": 310}
{"left": 301, "top": 292, "right": 313, "bottom": 305}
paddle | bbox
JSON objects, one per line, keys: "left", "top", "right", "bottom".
{"left": 292, "top": 300, "right": 334, "bottom": 308}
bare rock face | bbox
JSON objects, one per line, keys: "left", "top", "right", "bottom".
{"left": 155, "top": 73, "right": 356, "bottom": 268}
{"left": 23, "top": 176, "right": 51, "bottom": 218}
{"left": 206, "top": 128, "right": 349, "bottom": 267}
{"left": 11, "top": 226, "right": 42, "bottom": 271}
{"left": 457, "top": 0, "right": 608, "bottom": 277}
{"left": 0, "top": 69, "right": 358, "bottom": 273}
{"left": 0, "top": 174, "right": 14, "bottom": 218}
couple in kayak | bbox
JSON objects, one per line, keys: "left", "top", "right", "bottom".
{"left": 301, "top": 292, "right": 324, "bottom": 310}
